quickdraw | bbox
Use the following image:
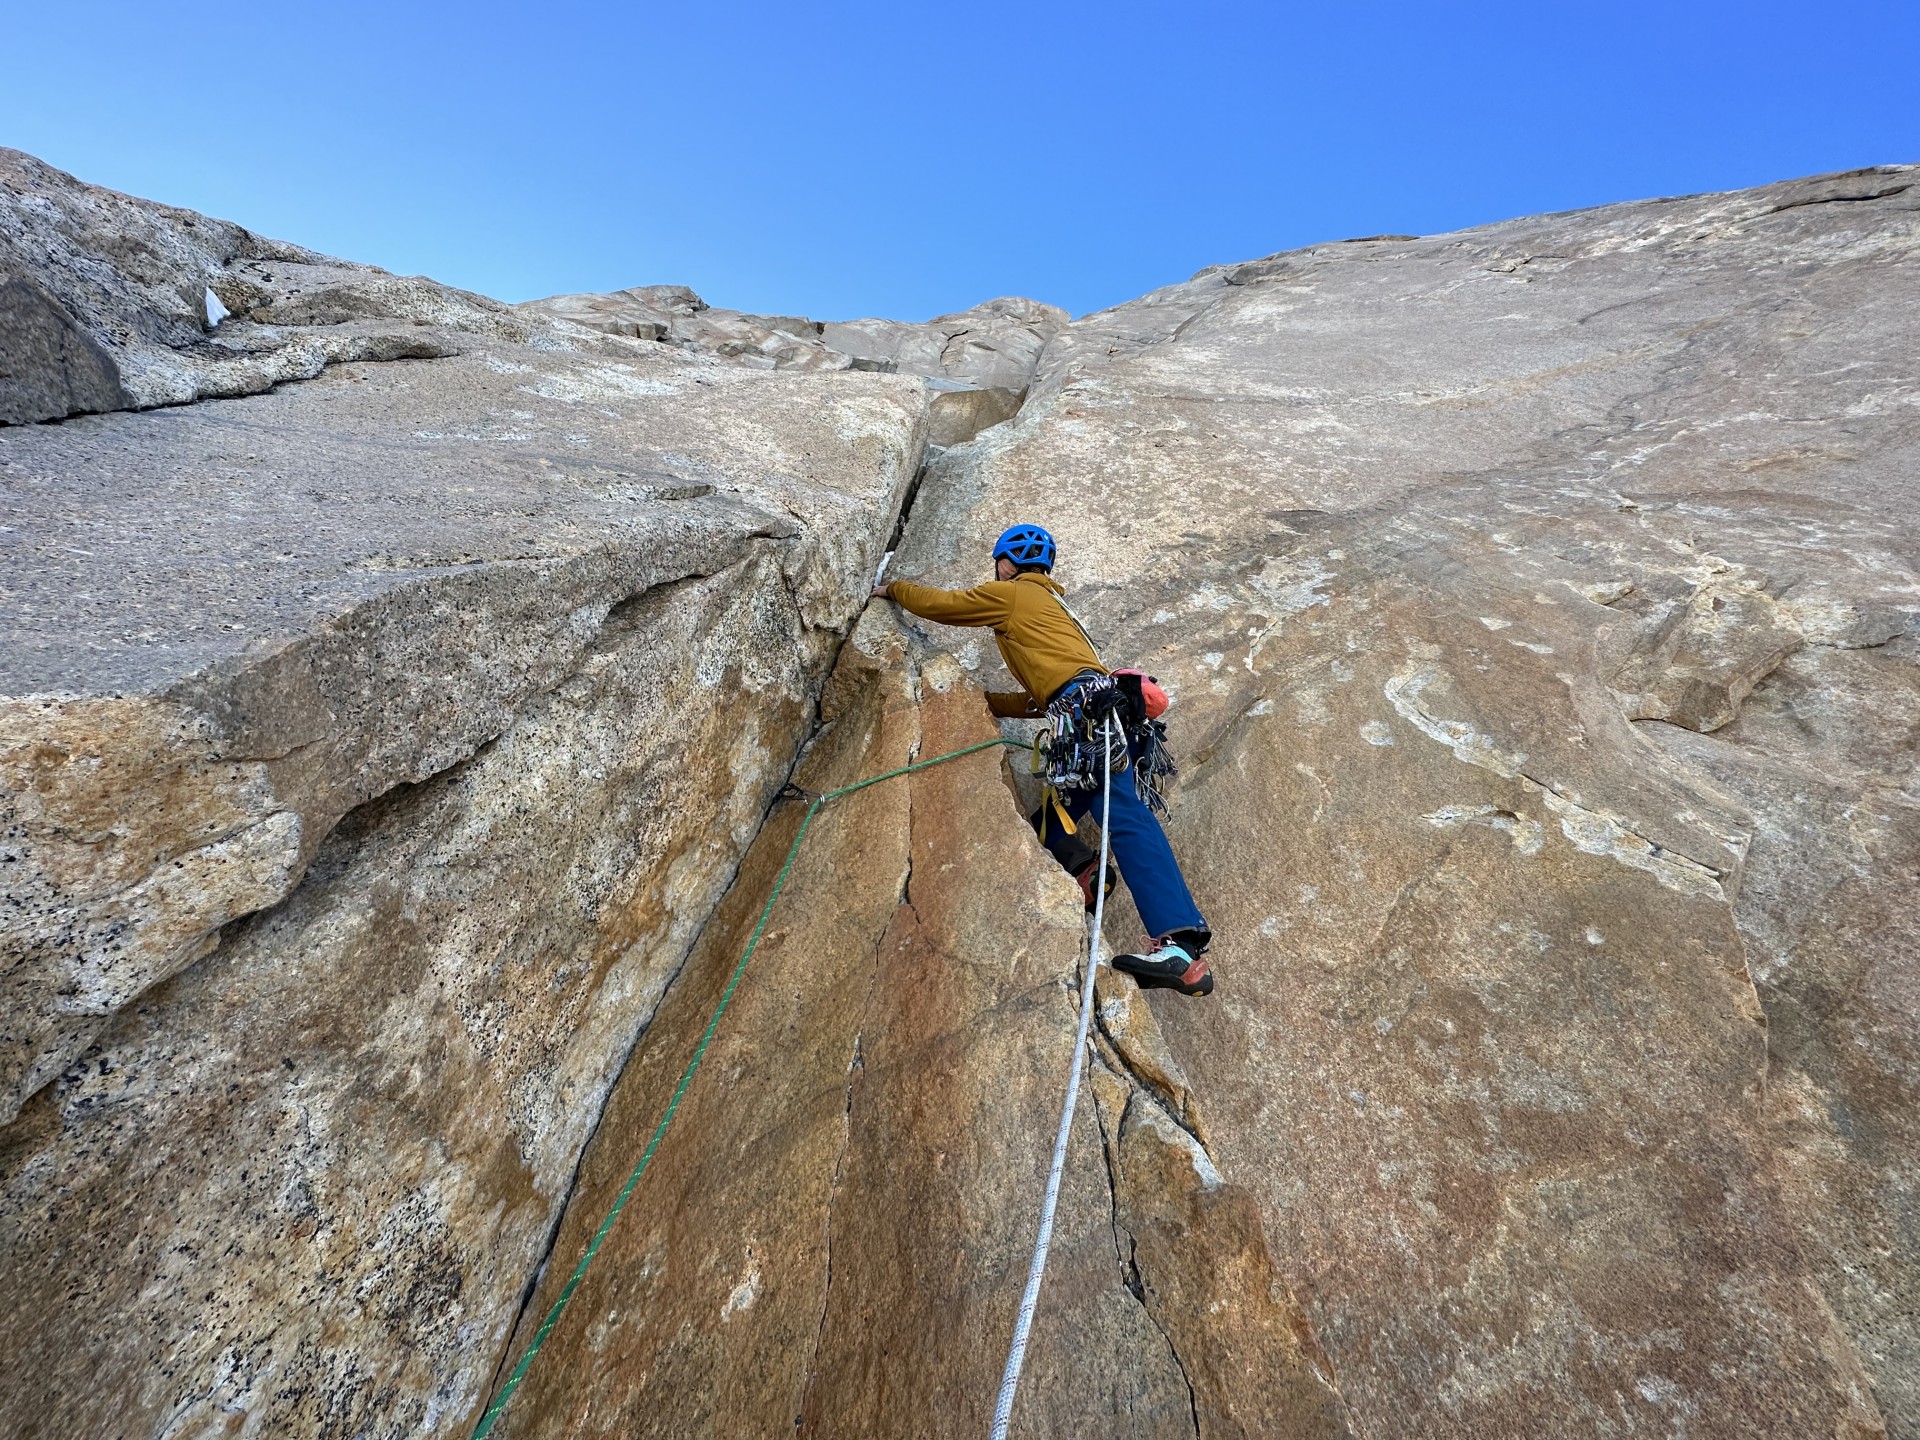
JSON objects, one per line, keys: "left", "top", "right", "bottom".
{"left": 1041, "top": 672, "right": 1130, "bottom": 793}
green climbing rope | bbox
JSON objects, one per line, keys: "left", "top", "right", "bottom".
{"left": 472, "top": 734, "right": 1024, "bottom": 1438}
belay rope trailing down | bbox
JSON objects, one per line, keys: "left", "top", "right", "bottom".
{"left": 471, "top": 723, "right": 1117, "bottom": 1438}
{"left": 989, "top": 715, "right": 1115, "bottom": 1440}
{"left": 474, "top": 732, "right": 1076, "bottom": 1437}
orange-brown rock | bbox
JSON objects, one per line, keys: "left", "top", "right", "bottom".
{"left": 1, "top": 156, "right": 930, "bottom": 1438}
{"left": 888, "top": 164, "right": 1917, "bottom": 1437}
{"left": 484, "top": 624, "right": 1287, "bottom": 1437}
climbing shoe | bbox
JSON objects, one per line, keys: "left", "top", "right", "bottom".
{"left": 1073, "top": 857, "right": 1119, "bottom": 913}
{"left": 1111, "top": 935, "right": 1215, "bottom": 997}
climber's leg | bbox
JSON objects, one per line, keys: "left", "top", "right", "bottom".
{"left": 1061, "top": 775, "right": 1208, "bottom": 942}
{"left": 1030, "top": 804, "right": 1118, "bottom": 912}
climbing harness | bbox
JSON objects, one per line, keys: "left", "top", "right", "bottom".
{"left": 1034, "top": 589, "right": 1180, "bottom": 821}
{"left": 990, "top": 715, "right": 1116, "bottom": 1440}
{"left": 1037, "top": 668, "right": 1179, "bottom": 825}
{"left": 470, "top": 725, "right": 1133, "bottom": 1439}
{"left": 471, "top": 735, "right": 1024, "bottom": 1440}
{"left": 1039, "top": 671, "right": 1130, "bottom": 795}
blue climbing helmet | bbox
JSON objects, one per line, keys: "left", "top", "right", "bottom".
{"left": 992, "top": 523, "right": 1056, "bottom": 571}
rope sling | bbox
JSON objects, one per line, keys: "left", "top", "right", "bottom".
{"left": 474, "top": 730, "right": 1115, "bottom": 1438}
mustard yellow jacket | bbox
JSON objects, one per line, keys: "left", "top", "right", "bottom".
{"left": 885, "top": 571, "right": 1107, "bottom": 717}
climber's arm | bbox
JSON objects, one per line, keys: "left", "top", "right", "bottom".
{"left": 986, "top": 690, "right": 1043, "bottom": 719}
{"left": 880, "top": 581, "right": 1040, "bottom": 716}
{"left": 883, "top": 579, "right": 1015, "bottom": 628}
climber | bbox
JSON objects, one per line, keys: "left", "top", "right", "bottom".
{"left": 873, "top": 524, "right": 1215, "bottom": 997}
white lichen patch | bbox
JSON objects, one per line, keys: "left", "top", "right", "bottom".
{"left": 1250, "top": 554, "right": 1337, "bottom": 618}
{"left": 721, "top": 1259, "right": 761, "bottom": 1321}
{"left": 920, "top": 654, "right": 966, "bottom": 693}
{"left": 1422, "top": 803, "right": 1544, "bottom": 854}
{"left": 518, "top": 365, "right": 679, "bottom": 405}
{"left": 1384, "top": 663, "right": 1528, "bottom": 778}
{"left": 1386, "top": 662, "right": 1725, "bottom": 897}
{"left": 1539, "top": 789, "right": 1724, "bottom": 900}
{"left": 1184, "top": 587, "right": 1238, "bottom": 612}
{"left": 1360, "top": 720, "right": 1395, "bottom": 746}
{"left": 1478, "top": 616, "right": 1513, "bottom": 630}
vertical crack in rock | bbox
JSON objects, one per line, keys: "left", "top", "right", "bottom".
{"left": 1143, "top": 1261, "right": 1204, "bottom": 1440}
{"left": 1091, "top": 977, "right": 1214, "bottom": 1160}
{"left": 14, "top": 150, "right": 1917, "bottom": 1440}
{"left": 1091, "top": 1060, "right": 1144, "bottom": 1301}
{"left": 1088, "top": 993, "right": 1211, "bottom": 1439}
{"left": 897, "top": 741, "right": 924, "bottom": 924}
{"left": 886, "top": 457, "right": 932, "bottom": 556}
{"left": 471, "top": 550, "right": 909, "bottom": 1421}
{"left": 473, "top": 705, "right": 824, "bottom": 1414}
{"left": 796, "top": 702, "right": 916, "bottom": 1427}
{"left": 1091, "top": 1065, "right": 1200, "bottom": 1438}
{"left": 470, "top": 442, "right": 928, "bottom": 1434}
{"left": 1086, "top": 961, "right": 1355, "bottom": 1439}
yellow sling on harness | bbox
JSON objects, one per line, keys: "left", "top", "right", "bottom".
{"left": 1044, "top": 788, "right": 1077, "bottom": 838}
{"left": 1030, "top": 734, "right": 1077, "bottom": 838}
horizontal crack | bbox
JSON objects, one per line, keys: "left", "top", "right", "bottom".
{"left": 1762, "top": 183, "right": 1911, "bottom": 215}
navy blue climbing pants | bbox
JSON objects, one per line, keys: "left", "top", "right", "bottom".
{"left": 1032, "top": 745, "right": 1209, "bottom": 941}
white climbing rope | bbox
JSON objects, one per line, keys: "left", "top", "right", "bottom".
{"left": 989, "top": 716, "right": 1116, "bottom": 1440}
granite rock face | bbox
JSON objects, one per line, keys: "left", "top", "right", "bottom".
{"left": 4, "top": 152, "right": 1918, "bottom": 1440}
{"left": 0, "top": 156, "right": 929, "bottom": 1437}
{"left": 0, "top": 274, "right": 130, "bottom": 424}
{"left": 520, "top": 285, "right": 847, "bottom": 372}
{"left": 519, "top": 288, "right": 1067, "bottom": 444}
{"left": 0, "top": 148, "right": 581, "bottom": 419}
{"left": 878, "top": 164, "right": 1918, "bottom": 1437}
{"left": 485, "top": 622, "right": 1348, "bottom": 1440}
{"left": 819, "top": 294, "right": 1068, "bottom": 391}
{"left": 520, "top": 287, "right": 1064, "bottom": 386}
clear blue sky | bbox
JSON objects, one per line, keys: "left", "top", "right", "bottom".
{"left": 7, "top": 2, "right": 1915, "bottom": 321}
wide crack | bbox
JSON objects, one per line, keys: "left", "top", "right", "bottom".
{"left": 474, "top": 723, "right": 821, "bottom": 1418}
{"left": 794, "top": 723, "right": 916, "bottom": 1428}
{"left": 473, "top": 528, "right": 918, "bottom": 1422}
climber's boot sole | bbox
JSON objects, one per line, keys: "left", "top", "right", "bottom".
{"left": 1112, "top": 948, "right": 1215, "bottom": 997}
